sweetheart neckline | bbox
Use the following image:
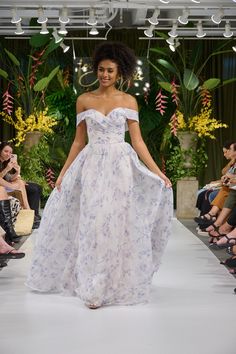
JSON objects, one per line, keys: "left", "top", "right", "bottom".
{"left": 77, "top": 107, "right": 138, "bottom": 118}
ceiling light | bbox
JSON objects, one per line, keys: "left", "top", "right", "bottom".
{"left": 52, "top": 28, "right": 63, "bottom": 43}
{"left": 37, "top": 7, "right": 47, "bottom": 24}
{"left": 223, "top": 21, "right": 233, "bottom": 38}
{"left": 89, "top": 27, "right": 99, "bottom": 35}
{"left": 11, "top": 8, "right": 21, "bottom": 24}
{"left": 60, "top": 42, "right": 70, "bottom": 53}
{"left": 232, "top": 45, "right": 236, "bottom": 52}
{"left": 40, "top": 22, "right": 49, "bottom": 35}
{"left": 159, "top": 0, "right": 170, "bottom": 3}
{"left": 168, "top": 21, "right": 178, "bottom": 38}
{"left": 196, "top": 20, "right": 206, "bottom": 38}
{"left": 166, "top": 36, "right": 174, "bottom": 45}
{"left": 148, "top": 9, "right": 160, "bottom": 25}
{"left": 144, "top": 24, "right": 155, "bottom": 38}
{"left": 87, "top": 8, "right": 97, "bottom": 26}
{"left": 15, "top": 22, "right": 24, "bottom": 35}
{"left": 211, "top": 8, "right": 224, "bottom": 24}
{"left": 178, "top": 8, "right": 190, "bottom": 25}
{"left": 59, "top": 7, "right": 70, "bottom": 24}
{"left": 169, "top": 40, "right": 180, "bottom": 52}
{"left": 58, "top": 23, "right": 68, "bottom": 35}
{"left": 191, "top": 0, "right": 200, "bottom": 3}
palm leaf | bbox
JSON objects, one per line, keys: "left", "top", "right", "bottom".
{"left": 202, "top": 78, "right": 220, "bottom": 90}
{"left": 4, "top": 49, "right": 20, "bottom": 66}
{"left": 0, "top": 68, "right": 8, "bottom": 79}
{"left": 183, "top": 68, "right": 199, "bottom": 90}
{"left": 157, "top": 59, "right": 178, "bottom": 75}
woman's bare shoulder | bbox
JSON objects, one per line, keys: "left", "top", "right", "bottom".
{"left": 121, "top": 93, "right": 138, "bottom": 110}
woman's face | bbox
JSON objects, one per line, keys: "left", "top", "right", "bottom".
{"left": 0, "top": 145, "right": 13, "bottom": 161}
{"left": 228, "top": 144, "right": 236, "bottom": 159}
{"left": 223, "top": 147, "right": 231, "bottom": 160}
{"left": 97, "top": 60, "right": 119, "bottom": 88}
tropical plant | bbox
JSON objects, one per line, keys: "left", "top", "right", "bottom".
{"left": 149, "top": 38, "right": 236, "bottom": 137}
{"left": 0, "top": 32, "right": 61, "bottom": 118}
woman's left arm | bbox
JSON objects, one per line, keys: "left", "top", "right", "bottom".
{"left": 128, "top": 121, "right": 171, "bottom": 187}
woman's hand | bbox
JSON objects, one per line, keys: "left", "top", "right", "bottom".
{"left": 6, "top": 160, "right": 15, "bottom": 172}
{"left": 55, "top": 176, "right": 63, "bottom": 192}
{"left": 158, "top": 172, "right": 172, "bottom": 188}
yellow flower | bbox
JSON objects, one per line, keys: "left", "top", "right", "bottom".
{"left": 176, "top": 101, "right": 227, "bottom": 139}
{"left": 1, "top": 106, "right": 58, "bottom": 146}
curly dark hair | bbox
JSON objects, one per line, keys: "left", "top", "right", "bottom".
{"left": 92, "top": 41, "right": 137, "bottom": 80}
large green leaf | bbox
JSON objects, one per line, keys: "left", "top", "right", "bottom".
{"left": 33, "top": 66, "right": 60, "bottom": 91}
{"left": 33, "top": 77, "right": 49, "bottom": 91}
{"left": 30, "top": 32, "right": 51, "bottom": 48}
{"left": 222, "top": 77, "right": 236, "bottom": 86}
{"left": 47, "top": 65, "right": 60, "bottom": 82}
{"left": 157, "top": 59, "right": 178, "bottom": 75}
{"left": 0, "top": 68, "right": 8, "bottom": 79}
{"left": 183, "top": 68, "right": 199, "bottom": 90}
{"left": 150, "top": 47, "right": 169, "bottom": 56}
{"left": 4, "top": 49, "right": 20, "bottom": 66}
{"left": 148, "top": 60, "right": 165, "bottom": 80}
{"left": 154, "top": 31, "right": 169, "bottom": 40}
{"left": 42, "top": 38, "right": 62, "bottom": 59}
{"left": 202, "top": 78, "right": 220, "bottom": 90}
{"left": 158, "top": 81, "right": 172, "bottom": 93}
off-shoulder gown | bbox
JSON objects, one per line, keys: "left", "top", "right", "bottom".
{"left": 26, "top": 108, "right": 173, "bottom": 306}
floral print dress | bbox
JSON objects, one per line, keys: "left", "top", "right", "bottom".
{"left": 26, "top": 108, "right": 173, "bottom": 306}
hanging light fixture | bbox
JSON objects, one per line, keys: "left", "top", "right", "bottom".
{"left": 169, "top": 39, "right": 180, "bottom": 52}
{"left": 11, "top": 8, "right": 21, "bottom": 24}
{"left": 223, "top": 21, "right": 233, "bottom": 38}
{"left": 148, "top": 9, "right": 160, "bottom": 25}
{"left": 40, "top": 22, "right": 49, "bottom": 35}
{"left": 87, "top": 8, "right": 97, "bottom": 26}
{"left": 196, "top": 21, "right": 206, "bottom": 38}
{"left": 58, "top": 23, "right": 68, "bottom": 35}
{"left": 37, "top": 7, "right": 47, "bottom": 24}
{"left": 168, "top": 21, "right": 178, "bottom": 38}
{"left": 59, "top": 7, "right": 70, "bottom": 24}
{"left": 178, "top": 8, "right": 190, "bottom": 25}
{"left": 89, "top": 27, "right": 99, "bottom": 35}
{"left": 60, "top": 42, "right": 70, "bottom": 53}
{"left": 15, "top": 22, "right": 24, "bottom": 35}
{"left": 144, "top": 24, "right": 155, "bottom": 38}
{"left": 166, "top": 36, "right": 175, "bottom": 45}
{"left": 52, "top": 28, "right": 63, "bottom": 43}
{"left": 211, "top": 8, "right": 224, "bottom": 24}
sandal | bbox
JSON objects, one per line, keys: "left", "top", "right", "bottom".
{"left": 0, "top": 250, "right": 25, "bottom": 260}
{"left": 208, "top": 227, "right": 226, "bottom": 248}
{"left": 226, "top": 245, "right": 236, "bottom": 256}
{"left": 216, "top": 235, "right": 236, "bottom": 247}
{"left": 194, "top": 213, "right": 217, "bottom": 224}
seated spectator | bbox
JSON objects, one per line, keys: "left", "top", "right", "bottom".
{"left": 0, "top": 142, "right": 31, "bottom": 209}
{"left": 195, "top": 142, "right": 236, "bottom": 228}
{"left": 0, "top": 142, "right": 42, "bottom": 227}
{"left": 195, "top": 141, "right": 235, "bottom": 217}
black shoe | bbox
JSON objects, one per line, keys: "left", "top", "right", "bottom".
{"left": 0, "top": 200, "right": 21, "bottom": 245}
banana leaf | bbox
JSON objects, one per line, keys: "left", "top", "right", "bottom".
{"left": 183, "top": 68, "right": 199, "bottom": 90}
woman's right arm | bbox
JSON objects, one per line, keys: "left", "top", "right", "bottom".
{"left": 55, "top": 96, "right": 87, "bottom": 190}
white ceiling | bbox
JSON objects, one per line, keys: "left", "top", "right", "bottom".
{"left": 0, "top": 1, "right": 236, "bottom": 39}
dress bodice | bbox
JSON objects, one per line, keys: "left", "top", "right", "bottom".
{"left": 76, "top": 108, "right": 139, "bottom": 144}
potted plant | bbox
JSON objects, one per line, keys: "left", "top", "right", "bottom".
{"left": 0, "top": 32, "right": 61, "bottom": 146}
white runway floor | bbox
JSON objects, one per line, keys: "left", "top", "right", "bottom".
{"left": 0, "top": 218, "right": 236, "bottom": 354}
